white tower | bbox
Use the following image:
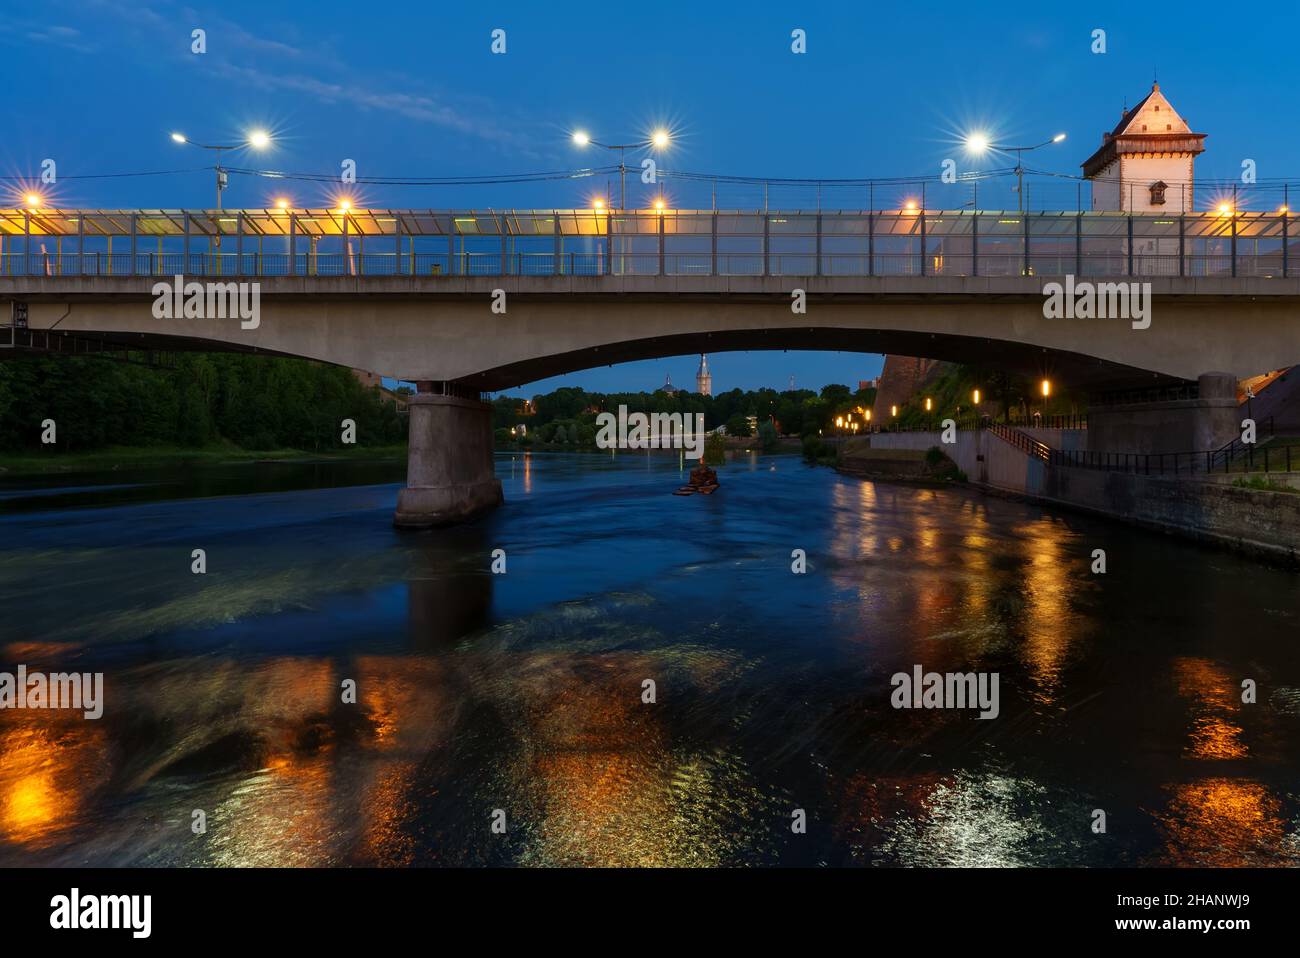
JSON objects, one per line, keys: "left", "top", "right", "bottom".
{"left": 696, "top": 354, "right": 712, "bottom": 396}
{"left": 1082, "top": 82, "right": 1206, "bottom": 212}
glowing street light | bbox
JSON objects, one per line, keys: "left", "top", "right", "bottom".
{"left": 170, "top": 128, "right": 274, "bottom": 210}
{"left": 964, "top": 130, "right": 1068, "bottom": 211}
{"left": 570, "top": 126, "right": 673, "bottom": 210}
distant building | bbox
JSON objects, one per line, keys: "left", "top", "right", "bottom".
{"left": 858, "top": 378, "right": 879, "bottom": 392}
{"left": 696, "top": 354, "right": 712, "bottom": 396}
{"left": 661, "top": 372, "right": 678, "bottom": 394}
{"left": 1082, "top": 82, "right": 1206, "bottom": 212}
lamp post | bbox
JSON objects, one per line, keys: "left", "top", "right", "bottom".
{"left": 571, "top": 129, "right": 671, "bottom": 210}
{"left": 964, "top": 132, "right": 1066, "bottom": 211}
{"left": 170, "top": 130, "right": 272, "bottom": 210}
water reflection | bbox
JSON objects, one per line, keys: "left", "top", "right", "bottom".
{"left": 1, "top": 452, "right": 1298, "bottom": 866}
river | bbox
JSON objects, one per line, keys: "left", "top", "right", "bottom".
{"left": 1, "top": 451, "right": 1298, "bottom": 866}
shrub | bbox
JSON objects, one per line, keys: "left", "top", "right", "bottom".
{"left": 704, "top": 432, "right": 726, "bottom": 466}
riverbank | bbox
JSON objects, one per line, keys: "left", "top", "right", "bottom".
{"left": 869, "top": 429, "right": 1300, "bottom": 565}
{"left": 835, "top": 437, "right": 965, "bottom": 483}
{"left": 0, "top": 443, "right": 408, "bottom": 477}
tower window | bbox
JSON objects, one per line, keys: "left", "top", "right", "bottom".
{"left": 1149, "top": 181, "right": 1168, "bottom": 206}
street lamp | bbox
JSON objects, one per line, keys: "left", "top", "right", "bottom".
{"left": 571, "top": 128, "right": 671, "bottom": 210}
{"left": 964, "top": 131, "right": 1066, "bottom": 211}
{"left": 170, "top": 129, "right": 273, "bottom": 210}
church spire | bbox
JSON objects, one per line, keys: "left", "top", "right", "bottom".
{"left": 695, "top": 354, "right": 712, "bottom": 396}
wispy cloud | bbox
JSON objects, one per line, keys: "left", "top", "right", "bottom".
{"left": 0, "top": 20, "right": 98, "bottom": 53}
{"left": 68, "top": 0, "right": 539, "bottom": 152}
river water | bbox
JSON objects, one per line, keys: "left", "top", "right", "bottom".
{"left": 1, "top": 451, "right": 1298, "bottom": 867}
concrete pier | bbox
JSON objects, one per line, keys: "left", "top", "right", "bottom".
{"left": 1086, "top": 372, "right": 1240, "bottom": 455}
{"left": 394, "top": 389, "right": 503, "bottom": 529}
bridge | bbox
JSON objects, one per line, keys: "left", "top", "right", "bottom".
{"left": 4, "top": 207, "right": 1300, "bottom": 527}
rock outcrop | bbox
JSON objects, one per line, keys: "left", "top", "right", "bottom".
{"left": 674, "top": 462, "right": 720, "bottom": 496}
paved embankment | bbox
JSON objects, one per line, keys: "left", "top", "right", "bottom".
{"left": 867, "top": 430, "right": 1300, "bottom": 561}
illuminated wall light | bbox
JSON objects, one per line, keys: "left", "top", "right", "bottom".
{"left": 973, "top": 388, "right": 981, "bottom": 405}
{"left": 1041, "top": 379, "right": 1051, "bottom": 398}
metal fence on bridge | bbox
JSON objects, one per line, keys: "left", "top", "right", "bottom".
{"left": 0, "top": 208, "right": 1295, "bottom": 280}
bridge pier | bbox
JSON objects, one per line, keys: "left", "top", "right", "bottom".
{"left": 394, "top": 387, "right": 503, "bottom": 529}
{"left": 1086, "top": 372, "right": 1239, "bottom": 455}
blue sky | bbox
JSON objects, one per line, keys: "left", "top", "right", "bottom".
{"left": 3, "top": 0, "right": 1294, "bottom": 393}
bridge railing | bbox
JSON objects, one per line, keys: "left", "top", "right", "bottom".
{"left": 1, "top": 209, "right": 1295, "bottom": 280}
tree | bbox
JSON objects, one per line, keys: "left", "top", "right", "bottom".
{"left": 724, "top": 413, "right": 753, "bottom": 437}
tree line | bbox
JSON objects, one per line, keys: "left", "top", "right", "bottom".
{"left": 0, "top": 353, "right": 407, "bottom": 452}
{"left": 490, "top": 382, "right": 877, "bottom": 446}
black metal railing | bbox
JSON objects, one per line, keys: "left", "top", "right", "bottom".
{"left": 1046, "top": 418, "right": 1290, "bottom": 476}
{"left": 985, "top": 422, "right": 1052, "bottom": 461}
{"left": 873, "top": 413, "right": 1087, "bottom": 433}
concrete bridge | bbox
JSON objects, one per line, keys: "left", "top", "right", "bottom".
{"left": 4, "top": 207, "right": 1300, "bottom": 526}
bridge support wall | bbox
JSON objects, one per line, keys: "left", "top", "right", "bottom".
{"left": 1086, "top": 372, "right": 1239, "bottom": 455}
{"left": 394, "top": 392, "right": 503, "bottom": 528}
